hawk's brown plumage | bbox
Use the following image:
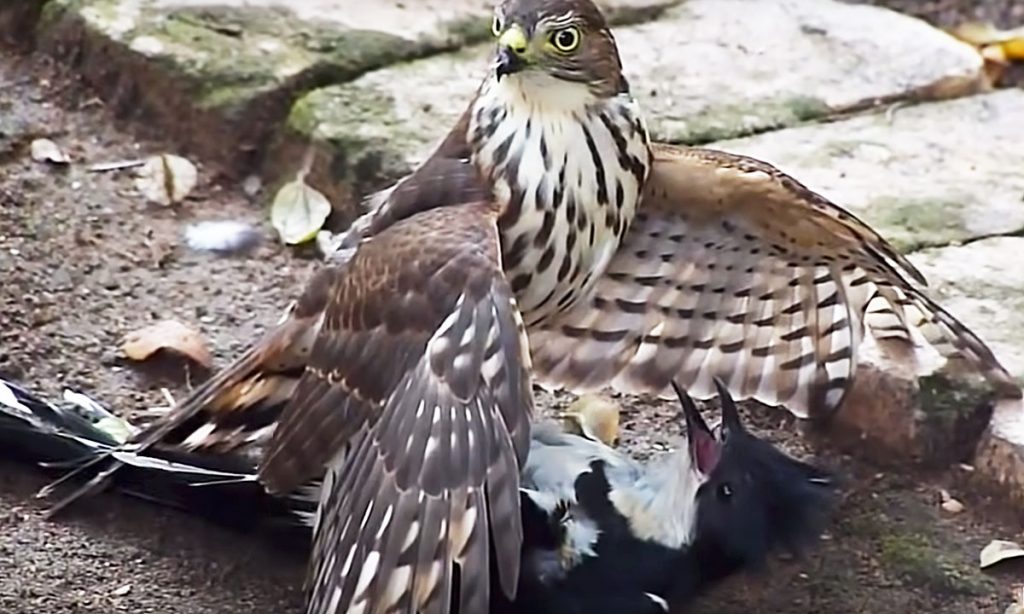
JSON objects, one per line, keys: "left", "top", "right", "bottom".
{"left": 292, "top": 201, "right": 533, "bottom": 614}
{"left": 43, "top": 0, "right": 1019, "bottom": 612}
{"left": 527, "top": 144, "right": 1019, "bottom": 416}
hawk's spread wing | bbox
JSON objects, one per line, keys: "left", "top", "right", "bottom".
{"left": 262, "top": 203, "right": 533, "bottom": 614}
{"left": 528, "top": 144, "right": 1018, "bottom": 418}
{"left": 39, "top": 121, "right": 482, "bottom": 513}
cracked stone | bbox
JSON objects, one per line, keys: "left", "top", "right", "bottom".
{"left": 825, "top": 236, "right": 1024, "bottom": 493}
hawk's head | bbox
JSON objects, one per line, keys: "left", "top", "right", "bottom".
{"left": 491, "top": 0, "right": 626, "bottom": 97}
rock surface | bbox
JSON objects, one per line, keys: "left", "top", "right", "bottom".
{"left": 712, "top": 90, "right": 1024, "bottom": 252}
{"left": 13, "top": 0, "right": 675, "bottom": 178}
{"left": 910, "top": 238, "right": 1024, "bottom": 499}
{"left": 825, "top": 237, "right": 1024, "bottom": 488}
{"left": 279, "top": 0, "right": 987, "bottom": 207}
{"left": 711, "top": 95, "right": 1024, "bottom": 474}
{"left": 720, "top": 106, "right": 1024, "bottom": 471}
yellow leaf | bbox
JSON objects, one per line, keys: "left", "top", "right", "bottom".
{"left": 951, "top": 22, "right": 1003, "bottom": 47}
{"left": 1003, "top": 37, "right": 1024, "bottom": 61}
{"left": 951, "top": 21, "right": 1024, "bottom": 62}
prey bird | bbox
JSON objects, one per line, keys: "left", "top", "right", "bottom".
{"left": 38, "top": 0, "right": 1017, "bottom": 611}
{"left": 505, "top": 379, "right": 834, "bottom": 613}
{"left": 0, "top": 375, "right": 834, "bottom": 613}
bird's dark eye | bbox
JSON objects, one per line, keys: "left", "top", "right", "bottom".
{"left": 491, "top": 15, "right": 503, "bottom": 37}
{"left": 718, "top": 483, "right": 733, "bottom": 500}
{"left": 550, "top": 26, "right": 581, "bottom": 52}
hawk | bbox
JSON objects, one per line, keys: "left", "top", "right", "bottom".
{"left": 45, "top": 0, "right": 1017, "bottom": 612}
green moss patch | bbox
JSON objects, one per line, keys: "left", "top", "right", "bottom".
{"left": 863, "top": 196, "right": 969, "bottom": 253}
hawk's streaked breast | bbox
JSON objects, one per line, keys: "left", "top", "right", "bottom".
{"left": 469, "top": 72, "right": 651, "bottom": 326}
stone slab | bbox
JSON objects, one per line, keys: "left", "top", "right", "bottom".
{"left": 713, "top": 90, "right": 1024, "bottom": 253}
{"left": 975, "top": 398, "right": 1024, "bottom": 507}
{"left": 24, "top": 0, "right": 673, "bottom": 176}
{"left": 282, "top": 0, "right": 986, "bottom": 207}
{"left": 33, "top": 0, "right": 429, "bottom": 173}
{"left": 154, "top": 0, "right": 678, "bottom": 39}
{"left": 910, "top": 237, "right": 1024, "bottom": 383}
{"left": 909, "top": 238, "right": 1024, "bottom": 502}
{"left": 825, "top": 237, "right": 1024, "bottom": 483}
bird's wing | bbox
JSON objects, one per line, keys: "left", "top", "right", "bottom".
{"left": 39, "top": 119, "right": 481, "bottom": 513}
{"left": 129, "top": 111, "right": 479, "bottom": 457}
{"left": 529, "top": 144, "right": 1019, "bottom": 419}
{"left": 266, "top": 202, "right": 533, "bottom": 614}
{"left": 38, "top": 269, "right": 334, "bottom": 515}
{"left": 143, "top": 271, "right": 333, "bottom": 452}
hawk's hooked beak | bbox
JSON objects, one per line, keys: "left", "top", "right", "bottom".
{"left": 495, "top": 25, "right": 529, "bottom": 80}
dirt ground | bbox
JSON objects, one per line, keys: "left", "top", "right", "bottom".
{"left": 2, "top": 7, "right": 1024, "bottom": 613}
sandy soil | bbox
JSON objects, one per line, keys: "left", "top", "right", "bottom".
{"left": 2, "top": 20, "right": 1023, "bottom": 614}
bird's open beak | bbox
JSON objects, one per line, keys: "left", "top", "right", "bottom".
{"left": 495, "top": 25, "right": 529, "bottom": 80}
{"left": 672, "top": 381, "right": 721, "bottom": 476}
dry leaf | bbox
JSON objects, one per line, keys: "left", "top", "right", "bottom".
{"left": 950, "top": 22, "right": 1024, "bottom": 85}
{"left": 30, "top": 138, "right": 70, "bottom": 165}
{"left": 941, "top": 498, "right": 965, "bottom": 514}
{"left": 134, "top": 154, "right": 198, "bottom": 205}
{"left": 939, "top": 488, "right": 965, "bottom": 514}
{"left": 1005, "top": 37, "right": 1024, "bottom": 62}
{"left": 270, "top": 176, "right": 332, "bottom": 245}
{"left": 980, "top": 539, "right": 1024, "bottom": 569}
{"left": 951, "top": 22, "right": 1004, "bottom": 46}
{"left": 122, "top": 319, "right": 212, "bottom": 368}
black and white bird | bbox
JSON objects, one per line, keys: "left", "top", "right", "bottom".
{"left": 502, "top": 379, "right": 835, "bottom": 613}
{"left": 0, "top": 374, "right": 834, "bottom": 613}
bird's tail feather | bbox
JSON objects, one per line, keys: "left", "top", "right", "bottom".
{"left": 0, "top": 376, "right": 314, "bottom": 541}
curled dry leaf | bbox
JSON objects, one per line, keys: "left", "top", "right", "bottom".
{"left": 30, "top": 138, "right": 70, "bottom": 165}
{"left": 134, "top": 154, "right": 198, "bottom": 205}
{"left": 122, "top": 319, "right": 212, "bottom": 368}
{"left": 980, "top": 539, "right": 1024, "bottom": 569}
{"left": 270, "top": 176, "right": 332, "bottom": 245}
{"left": 560, "top": 394, "right": 621, "bottom": 447}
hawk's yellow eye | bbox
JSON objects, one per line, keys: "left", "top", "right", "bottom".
{"left": 491, "top": 15, "right": 503, "bottom": 37}
{"left": 549, "top": 26, "right": 581, "bottom": 52}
